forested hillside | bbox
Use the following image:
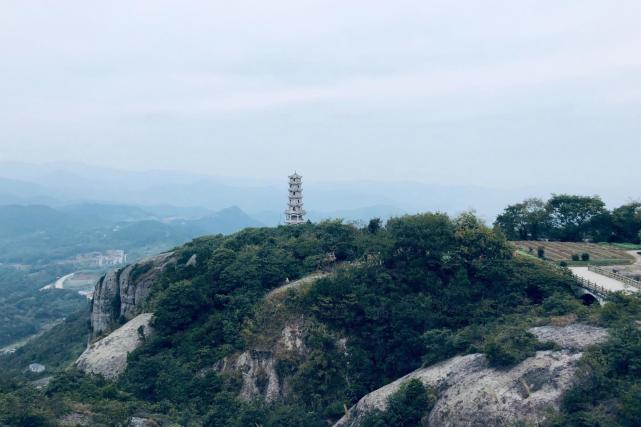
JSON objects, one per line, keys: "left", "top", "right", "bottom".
{"left": 1, "top": 214, "right": 641, "bottom": 426}
{"left": 0, "top": 267, "right": 87, "bottom": 348}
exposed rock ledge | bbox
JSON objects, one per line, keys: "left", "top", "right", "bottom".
{"left": 215, "top": 318, "right": 308, "bottom": 402}
{"left": 335, "top": 324, "right": 608, "bottom": 427}
{"left": 76, "top": 313, "right": 153, "bottom": 380}
{"left": 91, "top": 252, "right": 176, "bottom": 338}
{"left": 529, "top": 323, "right": 608, "bottom": 351}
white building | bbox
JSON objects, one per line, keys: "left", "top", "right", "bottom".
{"left": 98, "top": 250, "right": 127, "bottom": 267}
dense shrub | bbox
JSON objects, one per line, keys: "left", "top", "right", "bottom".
{"left": 483, "top": 328, "right": 550, "bottom": 367}
{"left": 551, "top": 296, "right": 641, "bottom": 426}
{"left": 360, "top": 379, "right": 434, "bottom": 427}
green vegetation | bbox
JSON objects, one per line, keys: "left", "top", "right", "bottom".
{"left": 495, "top": 195, "right": 641, "bottom": 243}
{"left": 0, "top": 203, "right": 263, "bottom": 355}
{"left": 0, "top": 213, "right": 636, "bottom": 425}
{"left": 0, "top": 267, "right": 87, "bottom": 348}
{"left": 0, "top": 204, "right": 261, "bottom": 265}
{"left": 0, "top": 309, "right": 90, "bottom": 380}
{"left": 547, "top": 294, "right": 641, "bottom": 426}
{"left": 360, "top": 379, "right": 435, "bottom": 427}
{"left": 606, "top": 242, "right": 641, "bottom": 250}
{"left": 483, "top": 327, "right": 553, "bottom": 367}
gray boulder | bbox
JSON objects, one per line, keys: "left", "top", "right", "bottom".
{"left": 335, "top": 324, "right": 608, "bottom": 427}
{"left": 76, "top": 313, "right": 153, "bottom": 380}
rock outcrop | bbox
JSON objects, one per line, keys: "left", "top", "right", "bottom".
{"left": 91, "top": 252, "right": 176, "bottom": 338}
{"left": 215, "top": 318, "right": 308, "bottom": 402}
{"left": 76, "top": 313, "right": 153, "bottom": 380}
{"left": 529, "top": 323, "right": 608, "bottom": 351}
{"left": 335, "top": 324, "right": 608, "bottom": 427}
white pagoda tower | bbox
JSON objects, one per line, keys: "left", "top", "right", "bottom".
{"left": 285, "top": 172, "right": 306, "bottom": 225}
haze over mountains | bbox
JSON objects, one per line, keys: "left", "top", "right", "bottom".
{"left": 1, "top": 161, "right": 637, "bottom": 226}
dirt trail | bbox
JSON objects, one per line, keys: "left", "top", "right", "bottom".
{"left": 266, "top": 272, "right": 330, "bottom": 299}
{"left": 626, "top": 250, "right": 641, "bottom": 266}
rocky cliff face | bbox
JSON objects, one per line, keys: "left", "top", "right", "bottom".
{"left": 335, "top": 324, "right": 608, "bottom": 427}
{"left": 90, "top": 252, "right": 176, "bottom": 338}
{"left": 76, "top": 313, "right": 153, "bottom": 380}
{"left": 215, "top": 318, "right": 308, "bottom": 402}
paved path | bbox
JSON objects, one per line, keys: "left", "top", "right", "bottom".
{"left": 54, "top": 272, "right": 75, "bottom": 289}
{"left": 570, "top": 267, "right": 635, "bottom": 293}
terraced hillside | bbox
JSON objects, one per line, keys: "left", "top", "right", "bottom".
{"left": 513, "top": 241, "right": 634, "bottom": 265}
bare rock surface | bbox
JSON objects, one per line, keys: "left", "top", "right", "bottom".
{"left": 59, "top": 412, "right": 92, "bottom": 426}
{"left": 76, "top": 313, "right": 153, "bottom": 380}
{"left": 334, "top": 324, "right": 608, "bottom": 427}
{"left": 218, "top": 349, "right": 282, "bottom": 402}
{"left": 91, "top": 252, "right": 175, "bottom": 337}
{"left": 529, "top": 324, "right": 608, "bottom": 351}
{"left": 130, "top": 417, "right": 161, "bottom": 427}
{"left": 215, "top": 318, "right": 308, "bottom": 402}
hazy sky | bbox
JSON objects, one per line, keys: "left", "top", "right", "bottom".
{"left": 1, "top": 1, "right": 640, "bottom": 193}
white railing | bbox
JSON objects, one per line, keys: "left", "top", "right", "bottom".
{"left": 548, "top": 262, "right": 609, "bottom": 296}
{"left": 588, "top": 266, "right": 641, "bottom": 290}
{"left": 572, "top": 274, "right": 609, "bottom": 297}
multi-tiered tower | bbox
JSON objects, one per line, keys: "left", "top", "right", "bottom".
{"left": 285, "top": 172, "right": 306, "bottom": 225}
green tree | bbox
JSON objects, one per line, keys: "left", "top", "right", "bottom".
{"left": 368, "top": 218, "right": 382, "bottom": 234}
{"left": 546, "top": 194, "right": 608, "bottom": 241}
{"left": 454, "top": 212, "right": 512, "bottom": 273}
{"left": 494, "top": 198, "right": 548, "bottom": 240}
{"left": 386, "top": 213, "right": 455, "bottom": 269}
{"left": 483, "top": 328, "right": 543, "bottom": 367}
{"left": 611, "top": 202, "right": 641, "bottom": 243}
{"left": 360, "top": 379, "right": 433, "bottom": 427}
{"left": 153, "top": 280, "right": 206, "bottom": 333}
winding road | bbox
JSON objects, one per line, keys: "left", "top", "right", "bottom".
{"left": 54, "top": 273, "right": 75, "bottom": 289}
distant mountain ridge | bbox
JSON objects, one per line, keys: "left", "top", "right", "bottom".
{"left": 0, "top": 162, "right": 516, "bottom": 223}
{"left": 169, "top": 206, "right": 264, "bottom": 234}
{"left": 2, "top": 161, "right": 637, "bottom": 225}
{"left": 0, "top": 203, "right": 262, "bottom": 264}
